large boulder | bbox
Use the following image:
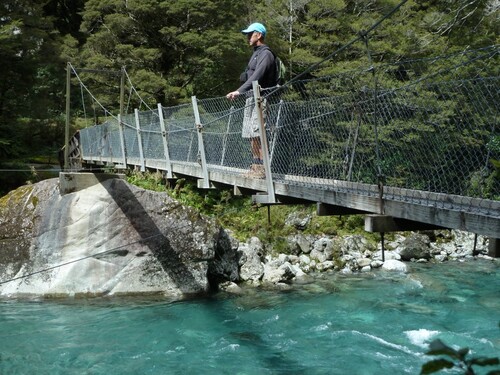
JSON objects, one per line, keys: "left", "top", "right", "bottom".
{"left": 0, "top": 176, "right": 234, "bottom": 299}
{"left": 398, "top": 233, "right": 432, "bottom": 261}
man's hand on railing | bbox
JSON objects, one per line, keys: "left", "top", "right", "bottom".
{"left": 226, "top": 91, "right": 240, "bottom": 100}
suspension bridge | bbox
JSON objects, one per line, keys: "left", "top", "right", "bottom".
{"left": 63, "top": 46, "right": 500, "bottom": 257}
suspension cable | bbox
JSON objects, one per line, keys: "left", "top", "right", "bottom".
{"left": 80, "top": 83, "right": 88, "bottom": 126}
{"left": 69, "top": 63, "right": 119, "bottom": 122}
{"left": 123, "top": 69, "right": 155, "bottom": 112}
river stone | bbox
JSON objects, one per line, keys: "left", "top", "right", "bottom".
{"left": 0, "top": 177, "right": 230, "bottom": 299}
{"left": 341, "top": 235, "right": 374, "bottom": 255}
{"left": 208, "top": 228, "right": 240, "bottom": 285}
{"left": 382, "top": 259, "right": 408, "bottom": 272}
{"left": 262, "top": 261, "right": 295, "bottom": 284}
{"left": 310, "top": 237, "right": 336, "bottom": 262}
{"left": 287, "top": 234, "right": 312, "bottom": 255}
{"left": 285, "top": 212, "right": 311, "bottom": 230}
{"left": 399, "top": 233, "right": 431, "bottom": 261}
{"left": 238, "top": 237, "right": 264, "bottom": 282}
{"left": 356, "top": 258, "right": 372, "bottom": 268}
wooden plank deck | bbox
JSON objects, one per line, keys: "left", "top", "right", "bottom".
{"left": 79, "top": 155, "right": 500, "bottom": 240}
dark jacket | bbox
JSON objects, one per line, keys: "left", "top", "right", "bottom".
{"left": 237, "top": 45, "right": 276, "bottom": 93}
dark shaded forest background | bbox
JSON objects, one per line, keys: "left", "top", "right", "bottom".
{"left": 0, "top": 0, "right": 498, "bottom": 195}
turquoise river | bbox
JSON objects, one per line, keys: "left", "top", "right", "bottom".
{"left": 1, "top": 260, "right": 499, "bottom": 374}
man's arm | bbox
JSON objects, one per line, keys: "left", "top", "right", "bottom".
{"left": 226, "top": 48, "right": 274, "bottom": 100}
{"left": 237, "top": 49, "right": 274, "bottom": 93}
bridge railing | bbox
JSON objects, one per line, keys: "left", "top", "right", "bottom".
{"left": 78, "top": 46, "right": 499, "bottom": 214}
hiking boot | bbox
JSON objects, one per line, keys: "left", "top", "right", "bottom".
{"left": 242, "top": 164, "right": 265, "bottom": 179}
{"left": 252, "top": 164, "right": 265, "bottom": 178}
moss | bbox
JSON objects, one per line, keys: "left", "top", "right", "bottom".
{"left": 31, "top": 195, "right": 39, "bottom": 208}
{"left": 124, "top": 171, "right": 382, "bottom": 255}
{"left": 0, "top": 185, "right": 35, "bottom": 211}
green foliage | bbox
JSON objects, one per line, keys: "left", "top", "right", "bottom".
{"left": 125, "top": 171, "right": 377, "bottom": 249}
{"left": 0, "top": 0, "right": 68, "bottom": 163}
{"left": 421, "top": 338, "right": 500, "bottom": 375}
{"left": 76, "top": 0, "right": 249, "bottom": 107}
{"left": 125, "top": 170, "right": 168, "bottom": 192}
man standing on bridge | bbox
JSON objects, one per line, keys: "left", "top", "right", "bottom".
{"left": 226, "top": 22, "right": 277, "bottom": 179}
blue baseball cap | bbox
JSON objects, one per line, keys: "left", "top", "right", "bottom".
{"left": 241, "top": 22, "right": 267, "bottom": 36}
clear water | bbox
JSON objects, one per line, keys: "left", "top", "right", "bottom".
{"left": 1, "top": 260, "right": 499, "bottom": 375}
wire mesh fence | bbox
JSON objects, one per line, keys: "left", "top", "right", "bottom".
{"left": 78, "top": 46, "right": 499, "bottom": 212}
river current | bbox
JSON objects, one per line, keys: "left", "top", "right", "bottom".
{"left": 0, "top": 260, "right": 498, "bottom": 374}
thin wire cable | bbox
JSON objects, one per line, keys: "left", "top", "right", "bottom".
{"left": 123, "top": 69, "right": 155, "bottom": 112}
{"left": 80, "top": 83, "right": 88, "bottom": 126}
{"left": 0, "top": 169, "right": 60, "bottom": 172}
{"left": 69, "top": 63, "right": 119, "bottom": 123}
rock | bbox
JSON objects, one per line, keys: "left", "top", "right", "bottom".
{"left": 287, "top": 234, "right": 315, "bottom": 254}
{"left": 373, "top": 250, "right": 401, "bottom": 261}
{"left": 316, "top": 261, "right": 334, "bottom": 272}
{"left": 238, "top": 237, "right": 264, "bottom": 282}
{"left": 0, "top": 177, "right": 225, "bottom": 299}
{"left": 382, "top": 259, "right": 408, "bottom": 272}
{"left": 310, "top": 237, "right": 335, "bottom": 262}
{"left": 285, "top": 212, "right": 311, "bottom": 230}
{"left": 341, "top": 235, "right": 374, "bottom": 255}
{"left": 208, "top": 228, "right": 240, "bottom": 286}
{"left": 262, "top": 262, "right": 295, "bottom": 284}
{"left": 399, "top": 233, "right": 431, "bottom": 261}
{"left": 292, "top": 265, "right": 306, "bottom": 278}
{"left": 452, "top": 230, "right": 488, "bottom": 253}
{"left": 219, "top": 281, "right": 242, "bottom": 294}
{"left": 356, "top": 258, "right": 372, "bottom": 268}
{"left": 299, "top": 254, "right": 311, "bottom": 265}
{"left": 340, "top": 266, "right": 353, "bottom": 274}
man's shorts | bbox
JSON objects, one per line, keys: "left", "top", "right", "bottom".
{"left": 242, "top": 97, "right": 266, "bottom": 139}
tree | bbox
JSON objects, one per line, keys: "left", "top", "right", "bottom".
{"left": 75, "top": 0, "right": 250, "bottom": 109}
{"left": 0, "top": 0, "right": 64, "bottom": 160}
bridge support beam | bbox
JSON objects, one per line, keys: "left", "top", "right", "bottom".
{"left": 59, "top": 172, "right": 125, "bottom": 195}
{"left": 317, "top": 202, "right": 369, "bottom": 216}
{"left": 364, "top": 214, "right": 444, "bottom": 233}
{"left": 488, "top": 238, "right": 500, "bottom": 258}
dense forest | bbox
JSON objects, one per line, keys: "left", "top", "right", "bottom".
{"left": 0, "top": 0, "right": 498, "bottom": 194}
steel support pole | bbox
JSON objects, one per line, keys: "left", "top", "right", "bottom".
{"left": 252, "top": 81, "right": 276, "bottom": 204}
{"left": 157, "top": 103, "right": 173, "bottom": 178}
{"left": 117, "top": 114, "right": 127, "bottom": 168}
{"left": 191, "top": 96, "right": 210, "bottom": 189}
{"left": 134, "top": 109, "right": 146, "bottom": 172}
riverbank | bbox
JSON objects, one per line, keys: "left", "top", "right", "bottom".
{"left": 220, "top": 228, "right": 497, "bottom": 293}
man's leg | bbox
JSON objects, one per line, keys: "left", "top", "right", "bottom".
{"left": 249, "top": 137, "right": 265, "bottom": 177}
{"left": 250, "top": 137, "right": 262, "bottom": 161}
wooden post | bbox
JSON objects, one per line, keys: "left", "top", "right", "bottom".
{"left": 488, "top": 238, "right": 499, "bottom": 258}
